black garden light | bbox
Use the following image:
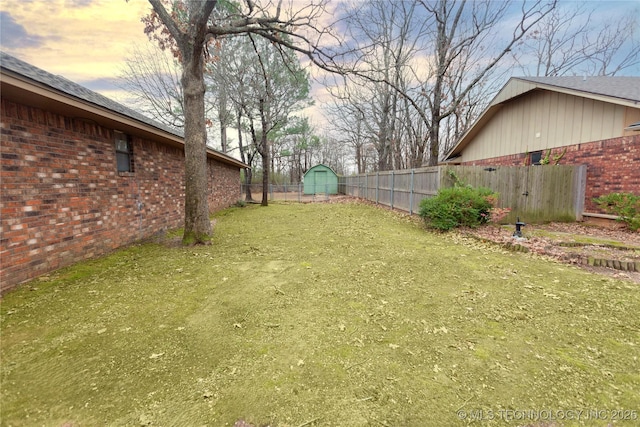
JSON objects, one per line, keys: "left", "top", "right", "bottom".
{"left": 513, "top": 217, "right": 526, "bottom": 238}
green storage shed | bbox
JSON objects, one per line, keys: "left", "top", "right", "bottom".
{"left": 303, "top": 164, "right": 339, "bottom": 195}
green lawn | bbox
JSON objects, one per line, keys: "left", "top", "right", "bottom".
{"left": 1, "top": 202, "right": 639, "bottom": 426}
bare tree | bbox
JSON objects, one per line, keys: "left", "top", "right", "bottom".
{"left": 325, "top": 0, "right": 556, "bottom": 168}
{"left": 206, "top": 39, "right": 236, "bottom": 152}
{"left": 583, "top": 12, "right": 640, "bottom": 76}
{"left": 119, "top": 43, "right": 185, "bottom": 129}
{"left": 325, "top": 0, "right": 424, "bottom": 171}
{"left": 514, "top": 3, "right": 640, "bottom": 76}
{"left": 324, "top": 102, "right": 368, "bottom": 174}
{"left": 244, "top": 34, "right": 311, "bottom": 205}
{"left": 142, "top": 0, "right": 334, "bottom": 243}
{"left": 119, "top": 43, "right": 228, "bottom": 150}
{"left": 207, "top": 31, "right": 311, "bottom": 203}
{"left": 417, "top": 0, "right": 557, "bottom": 165}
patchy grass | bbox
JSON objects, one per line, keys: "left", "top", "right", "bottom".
{"left": 1, "top": 202, "right": 639, "bottom": 426}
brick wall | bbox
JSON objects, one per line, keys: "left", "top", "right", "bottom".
{"left": 1, "top": 99, "right": 241, "bottom": 292}
{"left": 461, "top": 135, "right": 640, "bottom": 213}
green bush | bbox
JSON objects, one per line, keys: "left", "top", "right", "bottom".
{"left": 418, "top": 186, "right": 496, "bottom": 231}
{"left": 594, "top": 192, "right": 640, "bottom": 231}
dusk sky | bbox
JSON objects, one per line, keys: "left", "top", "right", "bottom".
{"left": 1, "top": 0, "right": 154, "bottom": 100}
{"left": 1, "top": 0, "right": 639, "bottom": 132}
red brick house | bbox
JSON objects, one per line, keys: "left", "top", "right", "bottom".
{"left": 1, "top": 52, "right": 247, "bottom": 292}
{"left": 444, "top": 76, "right": 640, "bottom": 218}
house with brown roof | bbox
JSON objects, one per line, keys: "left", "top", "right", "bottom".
{"left": 1, "top": 52, "right": 247, "bottom": 292}
{"left": 444, "top": 76, "right": 640, "bottom": 219}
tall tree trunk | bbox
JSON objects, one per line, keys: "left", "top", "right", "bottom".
{"left": 428, "top": 77, "right": 442, "bottom": 167}
{"left": 148, "top": 0, "right": 216, "bottom": 245}
{"left": 355, "top": 114, "right": 363, "bottom": 174}
{"left": 219, "top": 87, "right": 228, "bottom": 152}
{"left": 245, "top": 168, "right": 254, "bottom": 201}
{"left": 258, "top": 98, "right": 269, "bottom": 206}
{"left": 270, "top": 141, "right": 275, "bottom": 183}
{"left": 413, "top": 137, "right": 427, "bottom": 168}
{"left": 428, "top": 2, "right": 447, "bottom": 167}
{"left": 428, "top": 119, "right": 440, "bottom": 166}
{"left": 261, "top": 133, "right": 269, "bottom": 206}
{"left": 355, "top": 143, "right": 362, "bottom": 174}
{"left": 236, "top": 110, "right": 253, "bottom": 201}
{"left": 181, "top": 43, "right": 212, "bottom": 244}
{"left": 427, "top": 80, "right": 442, "bottom": 165}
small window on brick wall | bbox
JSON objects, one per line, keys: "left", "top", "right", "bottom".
{"left": 115, "top": 131, "right": 134, "bottom": 172}
{"left": 530, "top": 150, "right": 543, "bottom": 165}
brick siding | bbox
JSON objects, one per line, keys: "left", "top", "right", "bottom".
{"left": 461, "top": 134, "right": 640, "bottom": 213}
{"left": 1, "top": 99, "right": 241, "bottom": 292}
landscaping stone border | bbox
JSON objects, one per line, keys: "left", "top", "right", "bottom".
{"left": 463, "top": 233, "right": 640, "bottom": 272}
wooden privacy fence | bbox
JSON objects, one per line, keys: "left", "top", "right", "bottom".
{"left": 339, "top": 165, "right": 587, "bottom": 223}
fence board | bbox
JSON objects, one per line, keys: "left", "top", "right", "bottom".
{"left": 340, "top": 165, "right": 586, "bottom": 223}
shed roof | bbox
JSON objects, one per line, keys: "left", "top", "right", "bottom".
{"left": 0, "top": 51, "right": 247, "bottom": 169}
{"left": 445, "top": 76, "right": 640, "bottom": 160}
{"left": 304, "top": 164, "right": 339, "bottom": 176}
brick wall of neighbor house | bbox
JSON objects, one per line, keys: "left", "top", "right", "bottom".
{"left": 462, "top": 134, "right": 640, "bottom": 213}
{"left": 0, "top": 99, "right": 241, "bottom": 292}
{"left": 207, "top": 157, "right": 242, "bottom": 211}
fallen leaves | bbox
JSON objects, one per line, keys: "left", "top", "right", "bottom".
{"left": 460, "top": 222, "right": 640, "bottom": 282}
{"left": 3, "top": 202, "right": 639, "bottom": 426}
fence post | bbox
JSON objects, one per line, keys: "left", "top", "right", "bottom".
{"left": 390, "top": 171, "right": 395, "bottom": 210}
{"left": 376, "top": 172, "right": 379, "bottom": 204}
{"left": 326, "top": 183, "right": 329, "bottom": 201}
{"left": 364, "top": 173, "right": 367, "bottom": 200}
{"left": 270, "top": 184, "right": 273, "bottom": 200}
{"left": 410, "top": 169, "right": 415, "bottom": 214}
{"left": 573, "top": 164, "right": 587, "bottom": 221}
{"left": 367, "top": 173, "right": 370, "bottom": 200}
{"left": 284, "top": 182, "right": 287, "bottom": 201}
{"left": 298, "top": 182, "right": 301, "bottom": 202}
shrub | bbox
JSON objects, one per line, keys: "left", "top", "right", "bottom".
{"left": 418, "top": 186, "right": 496, "bottom": 231}
{"left": 594, "top": 192, "right": 640, "bottom": 231}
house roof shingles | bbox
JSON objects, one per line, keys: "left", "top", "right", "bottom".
{"left": 1, "top": 51, "right": 181, "bottom": 137}
{"left": 0, "top": 51, "right": 247, "bottom": 168}
{"left": 517, "top": 76, "right": 640, "bottom": 104}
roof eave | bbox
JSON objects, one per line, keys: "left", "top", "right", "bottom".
{"left": 514, "top": 77, "right": 640, "bottom": 108}
{"left": 444, "top": 102, "right": 507, "bottom": 160}
{"left": 1, "top": 70, "right": 249, "bottom": 169}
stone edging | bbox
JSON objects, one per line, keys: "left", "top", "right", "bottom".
{"left": 462, "top": 233, "right": 640, "bottom": 272}
{"left": 582, "top": 257, "right": 640, "bottom": 272}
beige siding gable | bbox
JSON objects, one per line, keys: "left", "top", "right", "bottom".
{"left": 461, "top": 90, "right": 631, "bottom": 162}
{"left": 492, "top": 79, "right": 537, "bottom": 104}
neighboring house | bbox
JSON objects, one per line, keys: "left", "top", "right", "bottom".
{"left": 303, "top": 164, "right": 339, "bottom": 195}
{"left": 0, "top": 52, "right": 247, "bottom": 292}
{"left": 445, "top": 76, "right": 640, "bottom": 217}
